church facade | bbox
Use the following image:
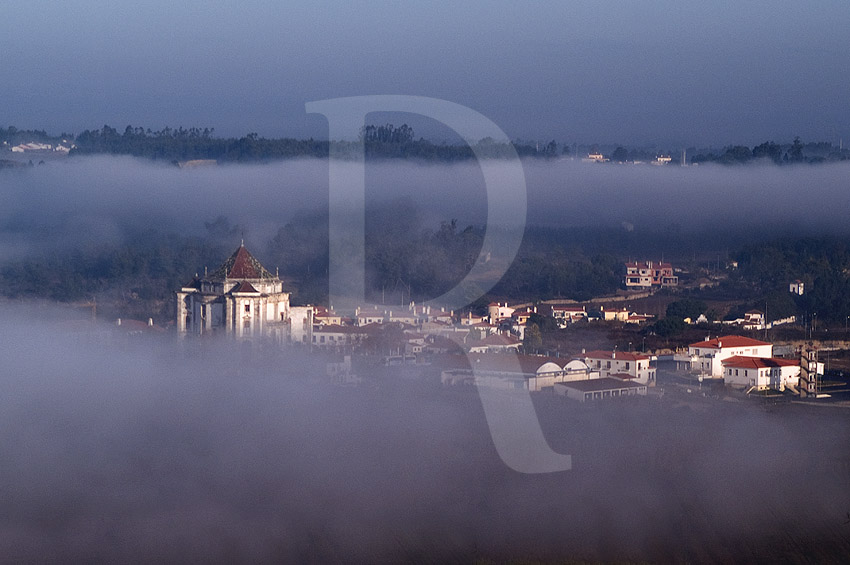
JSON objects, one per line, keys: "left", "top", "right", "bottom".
{"left": 176, "top": 244, "right": 311, "bottom": 343}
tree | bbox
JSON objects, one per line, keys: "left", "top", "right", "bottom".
{"left": 523, "top": 323, "right": 542, "bottom": 352}
{"left": 752, "top": 141, "right": 782, "bottom": 164}
{"left": 653, "top": 316, "right": 686, "bottom": 337}
{"left": 789, "top": 136, "right": 804, "bottom": 162}
{"left": 666, "top": 298, "right": 707, "bottom": 321}
{"left": 612, "top": 146, "right": 628, "bottom": 163}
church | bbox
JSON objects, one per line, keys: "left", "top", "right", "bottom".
{"left": 176, "top": 243, "right": 312, "bottom": 343}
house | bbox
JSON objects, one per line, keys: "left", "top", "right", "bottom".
{"left": 741, "top": 310, "right": 765, "bottom": 330}
{"left": 460, "top": 312, "right": 489, "bottom": 326}
{"left": 582, "top": 153, "right": 608, "bottom": 163}
{"left": 487, "top": 302, "right": 516, "bottom": 324}
{"left": 355, "top": 308, "right": 385, "bottom": 326}
{"left": 386, "top": 310, "right": 418, "bottom": 325}
{"left": 431, "top": 309, "right": 455, "bottom": 324}
{"left": 624, "top": 260, "right": 678, "bottom": 288}
{"left": 555, "top": 378, "right": 647, "bottom": 402}
{"left": 176, "top": 243, "right": 300, "bottom": 341}
{"left": 511, "top": 306, "right": 537, "bottom": 325}
{"left": 314, "top": 306, "right": 342, "bottom": 326}
{"left": 549, "top": 305, "right": 586, "bottom": 327}
{"left": 790, "top": 280, "right": 805, "bottom": 295}
{"left": 722, "top": 356, "right": 801, "bottom": 391}
{"left": 600, "top": 306, "right": 631, "bottom": 322}
{"left": 580, "top": 350, "right": 655, "bottom": 385}
{"left": 686, "top": 335, "right": 773, "bottom": 378}
{"left": 311, "top": 324, "right": 372, "bottom": 349}
{"left": 626, "top": 313, "right": 655, "bottom": 325}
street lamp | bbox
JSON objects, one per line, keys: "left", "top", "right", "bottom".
{"left": 628, "top": 342, "right": 632, "bottom": 352}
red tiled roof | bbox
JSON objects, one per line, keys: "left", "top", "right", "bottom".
{"left": 209, "top": 245, "right": 275, "bottom": 280}
{"left": 689, "top": 335, "right": 771, "bottom": 349}
{"left": 232, "top": 280, "right": 259, "bottom": 293}
{"left": 721, "top": 356, "right": 799, "bottom": 369}
{"left": 582, "top": 350, "right": 650, "bottom": 361}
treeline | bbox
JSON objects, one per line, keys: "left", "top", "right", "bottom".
{"left": 690, "top": 137, "right": 847, "bottom": 165}
{"left": 0, "top": 126, "right": 72, "bottom": 145}
{"left": 71, "top": 125, "right": 330, "bottom": 162}
{"left": 66, "top": 124, "right": 561, "bottom": 163}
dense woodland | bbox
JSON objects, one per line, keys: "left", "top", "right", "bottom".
{"left": 3, "top": 191, "right": 850, "bottom": 334}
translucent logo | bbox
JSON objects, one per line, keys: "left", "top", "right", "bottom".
{"left": 308, "top": 96, "right": 571, "bottom": 473}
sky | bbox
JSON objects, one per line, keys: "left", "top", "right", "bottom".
{"left": 3, "top": 1, "right": 849, "bottom": 146}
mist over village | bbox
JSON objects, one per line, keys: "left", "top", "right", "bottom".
{"left": 3, "top": 2, "right": 850, "bottom": 562}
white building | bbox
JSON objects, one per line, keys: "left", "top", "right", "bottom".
{"left": 487, "top": 302, "right": 516, "bottom": 324}
{"left": 440, "top": 354, "right": 598, "bottom": 392}
{"left": 549, "top": 305, "right": 586, "bottom": 327}
{"left": 789, "top": 280, "right": 805, "bottom": 295}
{"left": 580, "top": 350, "right": 655, "bottom": 385}
{"left": 555, "top": 378, "right": 647, "bottom": 401}
{"left": 722, "top": 356, "right": 801, "bottom": 391}
{"left": 686, "top": 335, "right": 773, "bottom": 378}
{"left": 176, "top": 243, "right": 305, "bottom": 342}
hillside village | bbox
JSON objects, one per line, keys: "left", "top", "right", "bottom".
{"left": 159, "top": 244, "right": 850, "bottom": 406}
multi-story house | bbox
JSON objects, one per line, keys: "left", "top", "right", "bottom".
{"left": 624, "top": 260, "right": 678, "bottom": 288}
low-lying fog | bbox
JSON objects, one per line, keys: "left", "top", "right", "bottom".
{"left": 1, "top": 306, "right": 849, "bottom": 561}
{"left": 3, "top": 157, "right": 850, "bottom": 560}
{"left": 3, "top": 156, "right": 850, "bottom": 260}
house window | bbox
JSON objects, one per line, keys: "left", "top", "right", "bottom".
{"left": 606, "top": 361, "right": 611, "bottom": 369}
{"left": 244, "top": 304, "right": 251, "bottom": 313}
{"left": 625, "top": 362, "right": 630, "bottom": 370}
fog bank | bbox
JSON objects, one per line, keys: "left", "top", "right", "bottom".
{"left": 1, "top": 306, "right": 849, "bottom": 561}
{"left": 3, "top": 157, "right": 850, "bottom": 261}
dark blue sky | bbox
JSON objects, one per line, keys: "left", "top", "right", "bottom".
{"left": 3, "top": 1, "right": 848, "bottom": 146}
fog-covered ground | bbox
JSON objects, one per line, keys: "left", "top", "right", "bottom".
{"left": 1, "top": 306, "right": 849, "bottom": 562}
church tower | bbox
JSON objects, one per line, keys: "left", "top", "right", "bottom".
{"left": 176, "top": 243, "right": 297, "bottom": 340}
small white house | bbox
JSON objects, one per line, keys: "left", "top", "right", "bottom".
{"left": 722, "top": 356, "right": 801, "bottom": 391}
